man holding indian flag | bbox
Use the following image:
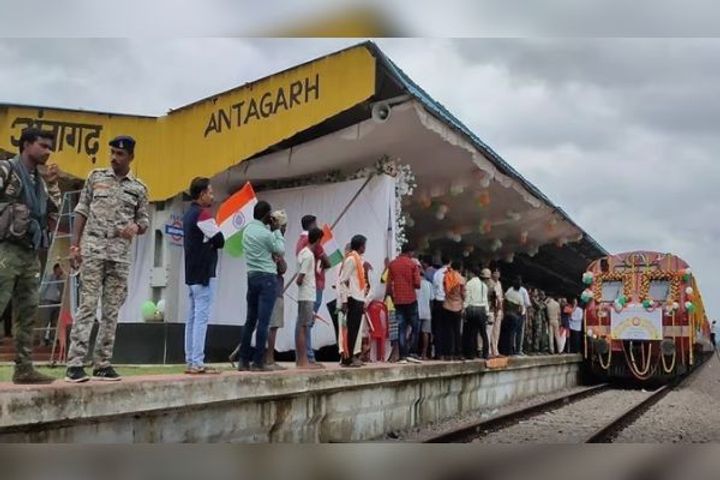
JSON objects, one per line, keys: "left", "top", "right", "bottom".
{"left": 216, "top": 182, "right": 284, "bottom": 371}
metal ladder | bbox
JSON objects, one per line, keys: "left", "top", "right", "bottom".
{"left": 36, "top": 190, "right": 81, "bottom": 366}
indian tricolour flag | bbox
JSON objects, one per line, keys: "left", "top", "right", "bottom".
{"left": 216, "top": 182, "right": 257, "bottom": 257}
{"left": 321, "top": 224, "right": 344, "bottom": 268}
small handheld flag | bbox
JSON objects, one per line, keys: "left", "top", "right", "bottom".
{"left": 321, "top": 224, "right": 344, "bottom": 268}
{"left": 216, "top": 182, "right": 257, "bottom": 257}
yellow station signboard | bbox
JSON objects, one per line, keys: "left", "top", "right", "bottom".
{"left": 0, "top": 45, "right": 376, "bottom": 201}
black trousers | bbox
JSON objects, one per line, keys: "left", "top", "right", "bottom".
{"left": 463, "top": 306, "right": 489, "bottom": 359}
{"left": 343, "top": 297, "right": 364, "bottom": 364}
{"left": 570, "top": 329, "right": 583, "bottom": 354}
{"left": 431, "top": 300, "right": 444, "bottom": 357}
{"left": 500, "top": 312, "right": 520, "bottom": 355}
{"left": 438, "top": 308, "right": 462, "bottom": 358}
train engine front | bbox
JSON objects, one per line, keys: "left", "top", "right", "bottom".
{"left": 583, "top": 251, "right": 711, "bottom": 383}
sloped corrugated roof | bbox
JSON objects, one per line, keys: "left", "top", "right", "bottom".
{"left": 363, "top": 41, "right": 607, "bottom": 256}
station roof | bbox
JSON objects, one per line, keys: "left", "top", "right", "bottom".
{"left": 0, "top": 41, "right": 606, "bottom": 288}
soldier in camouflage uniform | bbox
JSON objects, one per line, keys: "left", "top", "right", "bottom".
{"left": 65, "top": 136, "right": 149, "bottom": 383}
{"left": 0, "top": 128, "right": 60, "bottom": 384}
{"left": 523, "top": 290, "right": 535, "bottom": 354}
{"left": 531, "top": 289, "right": 550, "bottom": 353}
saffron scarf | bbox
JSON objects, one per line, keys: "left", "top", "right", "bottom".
{"left": 346, "top": 250, "right": 367, "bottom": 292}
{"left": 444, "top": 267, "right": 462, "bottom": 295}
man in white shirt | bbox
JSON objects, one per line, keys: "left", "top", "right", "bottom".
{"left": 490, "top": 269, "right": 504, "bottom": 357}
{"left": 430, "top": 256, "right": 450, "bottom": 359}
{"left": 504, "top": 276, "right": 528, "bottom": 356}
{"left": 545, "top": 296, "right": 562, "bottom": 354}
{"left": 569, "top": 298, "right": 584, "bottom": 354}
{"left": 463, "top": 265, "right": 490, "bottom": 359}
{"left": 338, "top": 234, "right": 369, "bottom": 368}
{"left": 295, "top": 227, "right": 324, "bottom": 369}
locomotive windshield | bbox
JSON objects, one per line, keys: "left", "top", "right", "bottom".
{"left": 601, "top": 281, "right": 623, "bottom": 301}
{"left": 649, "top": 280, "right": 670, "bottom": 301}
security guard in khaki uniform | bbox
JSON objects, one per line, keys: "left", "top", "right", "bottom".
{"left": 0, "top": 128, "right": 60, "bottom": 384}
{"left": 66, "top": 135, "right": 149, "bottom": 383}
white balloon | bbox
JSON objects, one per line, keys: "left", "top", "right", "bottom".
{"left": 157, "top": 299, "right": 166, "bottom": 314}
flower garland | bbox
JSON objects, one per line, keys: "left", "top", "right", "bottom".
{"left": 592, "top": 272, "right": 633, "bottom": 302}
{"left": 638, "top": 270, "right": 680, "bottom": 303}
{"left": 393, "top": 162, "right": 416, "bottom": 250}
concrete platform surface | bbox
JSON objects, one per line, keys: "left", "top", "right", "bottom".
{"left": 0, "top": 354, "right": 583, "bottom": 442}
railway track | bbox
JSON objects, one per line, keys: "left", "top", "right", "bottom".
{"left": 423, "top": 357, "right": 710, "bottom": 443}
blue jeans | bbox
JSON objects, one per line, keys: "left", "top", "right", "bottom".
{"left": 396, "top": 302, "right": 420, "bottom": 359}
{"left": 306, "top": 289, "right": 323, "bottom": 362}
{"left": 239, "top": 272, "right": 278, "bottom": 366}
{"left": 185, "top": 279, "right": 216, "bottom": 367}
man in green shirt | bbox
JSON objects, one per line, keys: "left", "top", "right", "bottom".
{"left": 237, "top": 200, "right": 285, "bottom": 371}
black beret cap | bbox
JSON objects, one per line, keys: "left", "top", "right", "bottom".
{"left": 109, "top": 135, "right": 136, "bottom": 154}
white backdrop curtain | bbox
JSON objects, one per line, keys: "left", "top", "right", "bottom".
{"left": 120, "top": 174, "right": 396, "bottom": 353}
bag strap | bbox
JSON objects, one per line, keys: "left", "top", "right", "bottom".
{"left": 0, "top": 159, "right": 16, "bottom": 196}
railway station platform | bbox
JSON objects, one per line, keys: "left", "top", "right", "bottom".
{"left": 0, "top": 354, "right": 582, "bottom": 443}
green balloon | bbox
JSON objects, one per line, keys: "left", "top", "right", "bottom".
{"left": 643, "top": 299, "right": 652, "bottom": 308}
{"left": 141, "top": 300, "right": 157, "bottom": 320}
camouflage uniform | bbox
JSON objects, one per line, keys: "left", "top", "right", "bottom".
{"left": 531, "top": 295, "right": 550, "bottom": 353}
{"left": 523, "top": 304, "right": 535, "bottom": 353}
{"left": 0, "top": 157, "right": 60, "bottom": 370}
{"left": 66, "top": 168, "right": 149, "bottom": 368}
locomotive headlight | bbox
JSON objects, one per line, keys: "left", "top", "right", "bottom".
{"left": 595, "top": 338, "right": 610, "bottom": 355}
{"left": 661, "top": 339, "right": 676, "bottom": 356}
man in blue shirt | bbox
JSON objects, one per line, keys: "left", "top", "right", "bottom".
{"left": 237, "top": 200, "right": 285, "bottom": 371}
{"left": 183, "top": 177, "right": 224, "bottom": 374}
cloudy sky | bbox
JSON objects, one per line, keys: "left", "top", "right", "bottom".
{"left": 1, "top": 38, "right": 718, "bottom": 318}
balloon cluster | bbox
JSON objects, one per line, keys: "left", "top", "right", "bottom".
{"left": 580, "top": 289, "right": 593, "bottom": 304}
{"left": 480, "top": 220, "right": 492, "bottom": 235}
{"left": 435, "top": 204, "right": 449, "bottom": 220}
{"left": 519, "top": 230, "right": 529, "bottom": 245}
{"left": 476, "top": 191, "right": 491, "bottom": 208}
{"left": 141, "top": 299, "right": 166, "bottom": 321}
{"left": 682, "top": 268, "right": 692, "bottom": 282}
{"left": 614, "top": 295, "right": 628, "bottom": 310}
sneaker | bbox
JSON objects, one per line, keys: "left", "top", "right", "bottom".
{"left": 350, "top": 357, "right": 363, "bottom": 368}
{"left": 237, "top": 362, "right": 251, "bottom": 372}
{"left": 64, "top": 366, "right": 90, "bottom": 383}
{"left": 92, "top": 366, "right": 122, "bottom": 381}
{"left": 398, "top": 359, "right": 409, "bottom": 364}
{"left": 197, "top": 366, "right": 221, "bottom": 375}
{"left": 228, "top": 348, "right": 240, "bottom": 368}
{"left": 13, "top": 365, "right": 55, "bottom": 385}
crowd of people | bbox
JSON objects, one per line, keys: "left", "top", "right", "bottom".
{"left": 182, "top": 174, "right": 587, "bottom": 371}
{"left": 0, "top": 129, "right": 586, "bottom": 385}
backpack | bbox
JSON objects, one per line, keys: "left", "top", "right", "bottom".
{"left": 0, "top": 159, "right": 31, "bottom": 243}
